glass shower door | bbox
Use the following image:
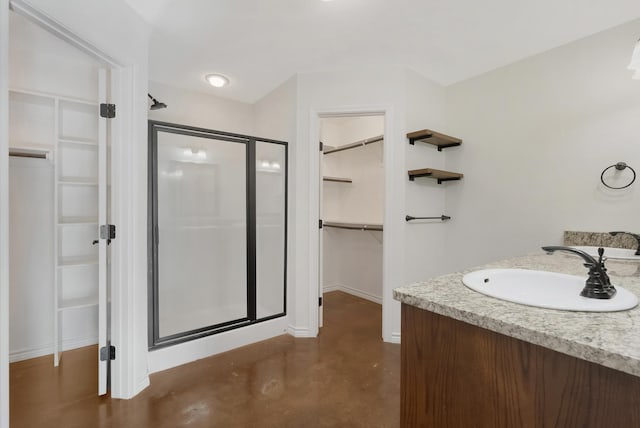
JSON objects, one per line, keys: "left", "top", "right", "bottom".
{"left": 153, "top": 127, "right": 248, "bottom": 343}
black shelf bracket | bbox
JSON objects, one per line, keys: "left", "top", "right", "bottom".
{"left": 408, "top": 137, "right": 461, "bottom": 151}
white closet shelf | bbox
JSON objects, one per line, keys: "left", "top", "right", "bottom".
{"left": 58, "top": 296, "right": 98, "bottom": 310}
{"left": 58, "top": 177, "right": 99, "bottom": 186}
{"left": 58, "top": 255, "right": 99, "bottom": 267}
{"left": 58, "top": 216, "right": 98, "bottom": 225}
{"left": 58, "top": 137, "right": 98, "bottom": 146}
{"left": 58, "top": 139, "right": 99, "bottom": 148}
{"left": 323, "top": 221, "right": 383, "bottom": 231}
{"left": 10, "top": 87, "right": 97, "bottom": 106}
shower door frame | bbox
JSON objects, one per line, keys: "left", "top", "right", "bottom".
{"left": 147, "top": 120, "right": 288, "bottom": 349}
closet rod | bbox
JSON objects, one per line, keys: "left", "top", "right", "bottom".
{"left": 406, "top": 215, "right": 451, "bottom": 222}
{"left": 323, "top": 221, "right": 383, "bottom": 231}
{"left": 9, "top": 150, "right": 48, "bottom": 159}
{"left": 323, "top": 135, "right": 384, "bottom": 155}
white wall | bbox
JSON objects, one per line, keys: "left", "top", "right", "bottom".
{"left": 403, "top": 69, "right": 449, "bottom": 284}
{"left": 9, "top": 12, "right": 99, "bottom": 100}
{"left": 445, "top": 18, "right": 640, "bottom": 273}
{"left": 8, "top": 158, "right": 55, "bottom": 361}
{"left": 321, "top": 116, "right": 384, "bottom": 303}
{"left": 148, "top": 81, "right": 254, "bottom": 134}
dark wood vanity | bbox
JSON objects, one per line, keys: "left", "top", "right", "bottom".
{"left": 401, "top": 304, "right": 640, "bottom": 426}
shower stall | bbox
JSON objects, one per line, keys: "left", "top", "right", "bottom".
{"left": 148, "top": 121, "right": 287, "bottom": 349}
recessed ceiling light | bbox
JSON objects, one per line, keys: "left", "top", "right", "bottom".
{"left": 205, "top": 73, "right": 229, "bottom": 88}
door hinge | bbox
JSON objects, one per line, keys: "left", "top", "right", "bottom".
{"left": 100, "top": 224, "right": 116, "bottom": 245}
{"left": 319, "top": 219, "right": 323, "bottom": 229}
{"left": 319, "top": 141, "right": 323, "bottom": 152}
{"left": 100, "top": 103, "right": 116, "bottom": 119}
{"left": 100, "top": 345, "right": 116, "bottom": 361}
{"left": 319, "top": 297, "right": 323, "bottom": 307}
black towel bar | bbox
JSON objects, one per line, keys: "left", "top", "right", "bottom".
{"left": 406, "top": 215, "right": 451, "bottom": 222}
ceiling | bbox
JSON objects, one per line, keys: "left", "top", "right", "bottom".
{"left": 126, "top": 0, "right": 640, "bottom": 104}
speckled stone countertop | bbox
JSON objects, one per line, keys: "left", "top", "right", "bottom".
{"left": 393, "top": 253, "right": 640, "bottom": 377}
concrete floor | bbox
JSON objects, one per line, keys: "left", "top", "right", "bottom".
{"left": 10, "top": 291, "right": 400, "bottom": 427}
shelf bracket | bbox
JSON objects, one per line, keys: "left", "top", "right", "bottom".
{"left": 435, "top": 142, "right": 462, "bottom": 151}
{"left": 437, "top": 177, "right": 461, "bottom": 184}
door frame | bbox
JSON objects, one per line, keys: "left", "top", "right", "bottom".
{"left": 1, "top": 0, "right": 11, "bottom": 426}
{"left": 308, "top": 106, "right": 401, "bottom": 342}
{"left": 1, "top": 1, "right": 144, "bottom": 417}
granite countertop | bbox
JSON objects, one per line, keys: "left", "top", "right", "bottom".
{"left": 393, "top": 253, "right": 640, "bottom": 377}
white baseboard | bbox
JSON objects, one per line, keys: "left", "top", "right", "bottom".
{"left": 10, "top": 336, "right": 98, "bottom": 363}
{"left": 323, "top": 283, "right": 382, "bottom": 305}
{"left": 390, "top": 332, "right": 401, "bottom": 344}
{"left": 287, "top": 325, "right": 316, "bottom": 338}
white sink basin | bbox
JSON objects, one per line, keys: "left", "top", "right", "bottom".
{"left": 462, "top": 268, "right": 638, "bottom": 312}
{"left": 571, "top": 246, "right": 640, "bottom": 261}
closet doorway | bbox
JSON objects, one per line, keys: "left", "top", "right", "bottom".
{"left": 319, "top": 115, "right": 385, "bottom": 332}
{"left": 7, "top": 8, "right": 112, "bottom": 397}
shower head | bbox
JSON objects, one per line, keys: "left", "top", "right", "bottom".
{"left": 148, "top": 93, "right": 167, "bottom": 110}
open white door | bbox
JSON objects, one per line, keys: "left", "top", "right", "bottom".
{"left": 1, "top": 0, "right": 10, "bottom": 424}
{"left": 318, "top": 140, "right": 324, "bottom": 328}
{"left": 97, "top": 69, "right": 109, "bottom": 396}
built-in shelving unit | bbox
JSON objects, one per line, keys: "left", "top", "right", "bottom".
{"left": 9, "top": 88, "right": 100, "bottom": 367}
{"left": 323, "top": 176, "right": 353, "bottom": 183}
{"left": 407, "top": 129, "right": 462, "bottom": 151}
{"left": 323, "top": 221, "right": 383, "bottom": 231}
{"left": 55, "top": 96, "right": 100, "bottom": 367}
{"left": 408, "top": 168, "right": 463, "bottom": 184}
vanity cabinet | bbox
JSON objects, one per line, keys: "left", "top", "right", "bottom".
{"left": 401, "top": 304, "right": 640, "bottom": 427}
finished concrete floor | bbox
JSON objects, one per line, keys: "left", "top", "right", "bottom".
{"left": 10, "top": 291, "right": 400, "bottom": 427}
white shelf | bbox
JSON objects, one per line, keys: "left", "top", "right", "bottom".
{"left": 58, "top": 216, "right": 98, "bottom": 225}
{"left": 58, "top": 177, "right": 98, "bottom": 186}
{"left": 58, "top": 255, "right": 98, "bottom": 267}
{"left": 10, "top": 87, "right": 96, "bottom": 106}
{"left": 58, "top": 137, "right": 98, "bottom": 146}
{"left": 58, "top": 296, "right": 98, "bottom": 311}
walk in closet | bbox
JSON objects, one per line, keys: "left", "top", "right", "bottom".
{"left": 8, "top": 11, "right": 108, "bottom": 372}
{"left": 320, "top": 116, "right": 384, "bottom": 307}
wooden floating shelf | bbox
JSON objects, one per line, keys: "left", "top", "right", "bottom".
{"left": 407, "top": 129, "right": 462, "bottom": 151}
{"left": 408, "top": 168, "right": 463, "bottom": 184}
{"left": 323, "top": 176, "right": 353, "bottom": 183}
{"left": 323, "top": 221, "right": 383, "bottom": 231}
